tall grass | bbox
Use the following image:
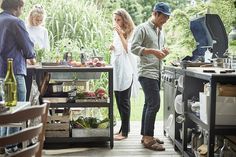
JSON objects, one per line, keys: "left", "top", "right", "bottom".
{"left": 47, "top": 0, "right": 112, "bottom": 56}
{"left": 23, "top": 0, "right": 113, "bottom": 62}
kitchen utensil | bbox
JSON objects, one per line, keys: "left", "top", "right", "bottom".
{"left": 211, "top": 58, "right": 231, "bottom": 68}
{"left": 212, "top": 58, "right": 224, "bottom": 67}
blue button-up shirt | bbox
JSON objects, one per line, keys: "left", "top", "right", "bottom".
{"left": 0, "top": 11, "right": 35, "bottom": 77}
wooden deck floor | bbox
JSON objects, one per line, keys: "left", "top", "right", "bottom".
{"left": 43, "top": 121, "right": 181, "bottom": 157}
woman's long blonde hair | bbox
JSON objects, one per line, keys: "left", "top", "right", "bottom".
{"left": 113, "top": 8, "right": 135, "bottom": 39}
{"left": 27, "top": 4, "right": 46, "bottom": 26}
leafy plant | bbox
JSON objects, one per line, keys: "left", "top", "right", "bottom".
{"left": 34, "top": 47, "right": 46, "bottom": 63}
{"left": 55, "top": 38, "right": 80, "bottom": 61}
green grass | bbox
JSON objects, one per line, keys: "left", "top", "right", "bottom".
{"left": 113, "top": 89, "right": 164, "bottom": 121}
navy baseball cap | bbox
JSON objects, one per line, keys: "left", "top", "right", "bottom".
{"left": 153, "top": 2, "right": 171, "bottom": 16}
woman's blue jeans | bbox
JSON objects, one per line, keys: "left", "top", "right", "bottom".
{"left": 0, "top": 75, "right": 26, "bottom": 138}
{"left": 139, "top": 76, "right": 160, "bottom": 137}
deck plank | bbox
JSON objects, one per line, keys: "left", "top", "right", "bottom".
{"left": 43, "top": 121, "right": 181, "bottom": 157}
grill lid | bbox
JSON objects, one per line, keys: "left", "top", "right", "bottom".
{"left": 190, "top": 14, "right": 228, "bottom": 60}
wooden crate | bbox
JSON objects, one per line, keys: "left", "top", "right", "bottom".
{"left": 45, "top": 115, "right": 70, "bottom": 137}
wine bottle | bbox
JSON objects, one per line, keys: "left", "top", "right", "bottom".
{"left": 4, "top": 58, "right": 17, "bottom": 107}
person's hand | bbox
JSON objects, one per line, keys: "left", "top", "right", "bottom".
{"left": 27, "top": 59, "right": 36, "bottom": 65}
{"left": 162, "top": 47, "right": 170, "bottom": 56}
{"left": 143, "top": 48, "right": 169, "bottom": 60}
{"left": 152, "top": 49, "right": 166, "bottom": 60}
{"left": 113, "top": 23, "right": 125, "bottom": 36}
{"left": 153, "top": 48, "right": 170, "bottom": 59}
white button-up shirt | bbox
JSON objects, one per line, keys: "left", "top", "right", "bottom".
{"left": 111, "top": 31, "right": 134, "bottom": 91}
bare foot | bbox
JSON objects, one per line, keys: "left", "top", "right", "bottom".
{"left": 114, "top": 132, "right": 121, "bottom": 135}
{"left": 114, "top": 134, "right": 127, "bottom": 141}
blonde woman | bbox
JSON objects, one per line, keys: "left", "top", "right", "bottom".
{"left": 26, "top": 4, "right": 50, "bottom": 50}
{"left": 110, "top": 8, "right": 138, "bottom": 141}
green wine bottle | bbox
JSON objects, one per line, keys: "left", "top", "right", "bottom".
{"left": 4, "top": 58, "right": 17, "bottom": 107}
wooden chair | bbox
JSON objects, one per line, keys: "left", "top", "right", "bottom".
{"left": 0, "top": 103, "right": 49, "bottom": 157}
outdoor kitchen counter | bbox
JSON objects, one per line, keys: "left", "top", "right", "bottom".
{"left": 26, "top": 64, "right": 114, "bottom": 148}
{"left": 27, "top": 64, "right": 113, "bottom": 72}
{"left": 164, "top": 65, "right": 236, "bottom": 73}
{"left": 26, "top": 64, "right": 113, "bottom": 100}
{"left": 163, "top": 65, "right": 236, "bottom": 157}
{"left": 184, "top": 67, "right": 236, "bottom": 79}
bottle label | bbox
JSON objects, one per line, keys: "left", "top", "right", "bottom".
{"left": 4, "top": 82, "right": 17, "bottom": 107}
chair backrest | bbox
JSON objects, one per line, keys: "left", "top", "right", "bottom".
{"left": 0, "top": 103, "right": 49, "bottom": 157}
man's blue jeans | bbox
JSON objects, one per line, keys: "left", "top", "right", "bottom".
{"left": 139, "top": 76, "right": 160, "bottom": 137}
{"left": 0, "top": 75, "right": 26, "bottom": 137}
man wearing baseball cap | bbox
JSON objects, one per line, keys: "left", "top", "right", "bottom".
{"left": 131, "top": 2, "right": 171, "bottom": 151}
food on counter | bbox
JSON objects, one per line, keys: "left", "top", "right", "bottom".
{"left": 68, "top": 60, "right": 95, "bottom": 67}
{"left": 95, "top": 87, "right": 107, "bottom": 99}
{"left": 85, "top": 58, "right": 106, "bottom": 67}
{"left": 93, "top": 57, "right": 99, "bottom": 63}
{"left": 68, "top": 60, "right": 82, "bottom": 67}
{"left": 76, "top": 87, "right": 107, "bottom": 100}
{"left": 85, "top": 60, "right": 93, "bottom": 67}
{"left": 84, "top": 91, "right": 96, "bottom": 98}
{"left": 76, "top": 92, "right": 85, "bottom": 99}
{"left": 95, "top": 62, "right": 102, "bottom": 67}
{"left": 64, "top": 57, "right": 106, "bottom": 67}
{"left": 95, "top": 87, "right": 105, "bottom": 95}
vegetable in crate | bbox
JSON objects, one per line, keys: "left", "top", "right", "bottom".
{"left": 98, "top": 118, "right": 109, "bottom": 129}
{"left": 75, "top": 116, "right": 88, "bottom": 128}
{"left": 84, "top": 117, "right": 101, "bottom": 128}
{"left": 98, "top": 122, "right": 109, "bottom": 129}
{"left": 95, "top": 87, "right": 107, "bottom": 99}
{"left": 84, "top": 91, "right": 96, "bottom": 98}
{"left": 71, "top": 119, "right": 84, "bottom": 129}
{"left": 76, "top": 92, "right": 85, "bottom": 99}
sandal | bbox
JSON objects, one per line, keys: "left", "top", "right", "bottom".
{"left": 143, "top": 139, "right": 165, "bottom": 151}
{"left": 141, "top": 137, "right": 164, "bottom": 144}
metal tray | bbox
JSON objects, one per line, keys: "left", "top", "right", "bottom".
{"left": 42, "top": 62, "right": 62, "bottom": 66}
{"left": 42, "top": 97, "right": 68, "bottom": 103}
